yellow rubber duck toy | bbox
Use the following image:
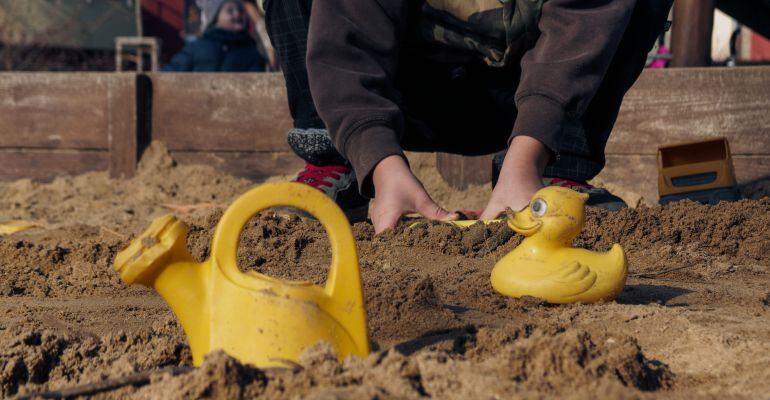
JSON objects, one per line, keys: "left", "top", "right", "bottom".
{"left": 490, "top": 186, "right": 628, "bottom": 304}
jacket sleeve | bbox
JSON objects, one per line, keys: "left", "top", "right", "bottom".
{"left": 162, "top": 42, "right": 196, "bottom": 72}
{"left": 512, "top": 0, "right": 636, "bottom": 154}
{"left": 306, "top": 0, "right": 409, "bottom": 197}
{"left": 249, "top": 51, "right": 266, "bottom": 72}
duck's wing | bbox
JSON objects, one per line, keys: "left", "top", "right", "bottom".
{"left": 530, "top": 261, "right": 597, "bottom": 301}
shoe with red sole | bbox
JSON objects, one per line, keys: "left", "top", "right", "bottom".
{"left": 292, "top": 163, "right": 370, "bottom": 222}
{"left": 543, "top": 177, "right": 628, "bottom": 211}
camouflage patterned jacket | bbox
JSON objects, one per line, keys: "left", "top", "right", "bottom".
{"left": 419, "top": 0, "right": 544, "bottom": 67}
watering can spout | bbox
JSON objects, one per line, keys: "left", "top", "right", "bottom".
{"left": 113, "top": 215, "right": 211, "bottom": 359}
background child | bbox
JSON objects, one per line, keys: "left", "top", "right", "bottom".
{"left": 164, "top": 0, "right": 265, "bottom": 72}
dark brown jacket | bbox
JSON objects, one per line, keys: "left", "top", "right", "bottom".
{"left": 306, "top": 0, "right": 658, "bottom": 196}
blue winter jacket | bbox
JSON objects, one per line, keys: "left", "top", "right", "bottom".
{"left": 163, "top": 27, "right": 266, "bottom": 72}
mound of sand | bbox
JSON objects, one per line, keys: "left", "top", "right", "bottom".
{"left": 1, "top": 143, "right": 769, "bottom": 399}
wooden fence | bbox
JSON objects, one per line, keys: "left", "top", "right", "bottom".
{"left": 1, "top": 68, "right": 769, "bottom": 201}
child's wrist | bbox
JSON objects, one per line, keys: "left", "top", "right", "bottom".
{"left": 373, "top": 155, "right": 410, "bottom": 188}
{"left": 508, "top": 135, "right": 550, "bottom": 172}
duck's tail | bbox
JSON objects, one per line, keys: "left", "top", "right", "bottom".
{"left": 604, "top": 244, "right": 629, "bottom": 298}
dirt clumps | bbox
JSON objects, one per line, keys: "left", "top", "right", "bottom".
{"left": 0, "top": 142, "right": 254, "bottom": 232}
{"left": 364, "top": 271, "right": 460, "bottom": 343}
{"left": 1, "top": 144, "right": 769, "bottom": 398}
{"left": 580, "top": 199, "right": 770, "bottom": 263}
{"left": 133, "top": 351, "right": 266, "bottom": 400}
{"left": 1, "top": 317, "right": 189, "bottom": 398}
{"left": 0, "top": 230, "right": 129, "bottom": 298}
{"left": 133, "top": 327, "right": 669, "bottom": 400}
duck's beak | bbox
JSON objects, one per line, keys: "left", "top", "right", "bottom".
{"left": 507, "top": 207, "right": 542, "bottom": 236}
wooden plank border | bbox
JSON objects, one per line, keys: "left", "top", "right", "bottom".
{"left": 107, "top": 74, "right": 149, "bottom": 179}
{"left": 0, "top": 73, "right": 115, "bottom": 149}
{"left": 608, "top": 67, "right": 770, "bottom": 155}
{"left": 147, "top": 72, "right": 292, "bottom": 152}
{"left": 0, "top": 73, "right": 143, "bottom": 181}
{"left": 1, "top": 68, "right": 768, "bottom": 202}
{"left": 0, "top": 149, "right": 109, "bottom": 181}
{"left": 437, "top": 67, "right": 770, "bottom": 192}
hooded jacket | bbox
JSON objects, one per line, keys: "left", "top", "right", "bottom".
{"left": 163, "top": 27, "right": 266, "bottom": 72}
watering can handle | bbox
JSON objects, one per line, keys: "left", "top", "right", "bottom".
{"left": 210, "top": 182, "right": 367, "bottom": 330}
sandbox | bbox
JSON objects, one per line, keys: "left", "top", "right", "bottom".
{"left": 1, "top": 143, "right": 769, "bottom": 399}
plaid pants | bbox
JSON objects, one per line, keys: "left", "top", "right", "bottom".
{"left": 263, "top": 0, "right": 324, "bottom": 130}
{"left": 265, "top": 0, "right": 669, "bottom": 182}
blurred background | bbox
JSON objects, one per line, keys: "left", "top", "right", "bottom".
{"left": 0, "top": 0, "right": 767, "bottom": 72}
{"left": 0, "top": 0, "right": 273, "bottom": 72}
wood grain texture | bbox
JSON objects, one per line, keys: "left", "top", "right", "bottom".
{"left": 595, "top": 154, "right": 770, "bottom": 202}
{"left": 170, "top": 151, "right": 304, "bottom": 180}
{"left": 435, "top": 153, "right": 494, "bottom": 190}
{"left": 0, "top": 150, "right": 109, "bottom": 181}
{"left": 108, "top": 75, "right": 142, "bottom": 179}
{"left": 438, "top": 67, "right": 770, "bottom": 189}
{"left": 149, "top": 73, "right": 293, "bottom": 152}
{"left": 671, "top": 0, "right": 716, "bottom": 67}
{"left": 609, "top": 67, "right": 770, "bottom": 155}
{"left": 0, "top": 73, "right": 135, "bottom": 149}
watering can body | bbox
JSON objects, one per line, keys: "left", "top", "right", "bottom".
{"left": 114, "top": 182, "right": 370, "bottom": 367}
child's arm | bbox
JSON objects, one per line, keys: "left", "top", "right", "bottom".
{"left": 481, "top": 0, "right": 638, "bottom": 218}
{"left": 306, "top": 0, "right": 408, "bottom": 199}
{"left": 162, "top": 43, "right": 196, "bottom": 72}
{"left": 307, "top": 0, "right": 458, "bottom": 233}
{"left": 510, "top": 0, "right": 635, "bottom": 155}
{"left": 479, "top": 136, "right": 550, "bottom": 220}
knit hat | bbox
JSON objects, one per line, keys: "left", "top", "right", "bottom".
{"left": 196, "top": 0, "right": 244, "bottom": 32}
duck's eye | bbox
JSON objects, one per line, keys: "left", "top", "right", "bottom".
{"left": 531, "top": 198, "right": 548, "bottom": 217}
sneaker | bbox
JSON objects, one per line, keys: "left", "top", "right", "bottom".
{"left": 293, "top": 163, "right": 370, "bottom": 222}
{"left": 543, "top": 177, "right": 628, "bottom": 211}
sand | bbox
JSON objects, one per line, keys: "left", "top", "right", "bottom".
{"left": 1, "top": 142, "right": 769, "bottom": 399}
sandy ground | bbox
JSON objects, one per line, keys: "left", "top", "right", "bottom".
{"left": 1, "top": 143, "right": 769, "bottom": 399}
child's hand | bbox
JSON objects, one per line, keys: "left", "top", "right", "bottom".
{"left": 371, "top": 155, "right": 457, "bottom": 234}
{"left": 479, "top": 136, "right": 549, "bottom": 220}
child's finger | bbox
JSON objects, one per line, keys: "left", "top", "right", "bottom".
{"left": 479, "top": 204, "right": 505, "bottom": 221}
{"left": 372, "top": 209, "right": 404, "bottom": 235}
{"left": 417, "top": 200, "right": 457, "bottom": 222}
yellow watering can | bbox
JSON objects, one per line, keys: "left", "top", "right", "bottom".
{"left": 114, "top": 182, "right": 370, "bottom": 367}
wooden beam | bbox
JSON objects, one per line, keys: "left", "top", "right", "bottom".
{"left": 0, "top": 73, "right": 112, "bottom": 149}
{"left": 435, "top": 153, "right": 494, "bottom": 190}
{"left": 148, "top": 73, "right": 293, "bottom": 152}
{"left": 0, "top": 150, "right": 109, "bottom": 181}
{"left": 608, "top": 67, "right": 770, "bottom": 155}
{"left": 169, "top": 151, "right": 304, "bottom": 180}
{"left": 0, "top": 73, "right": 142, "bottom": 181}
{"left": 671, "top": 0, "right": 717, "bottom": 67}
{"left": 108, "top": 74, "right": 147, "bottom": 179}
{"left": 437, "top": 67, "right": 770, "bottom": 190}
